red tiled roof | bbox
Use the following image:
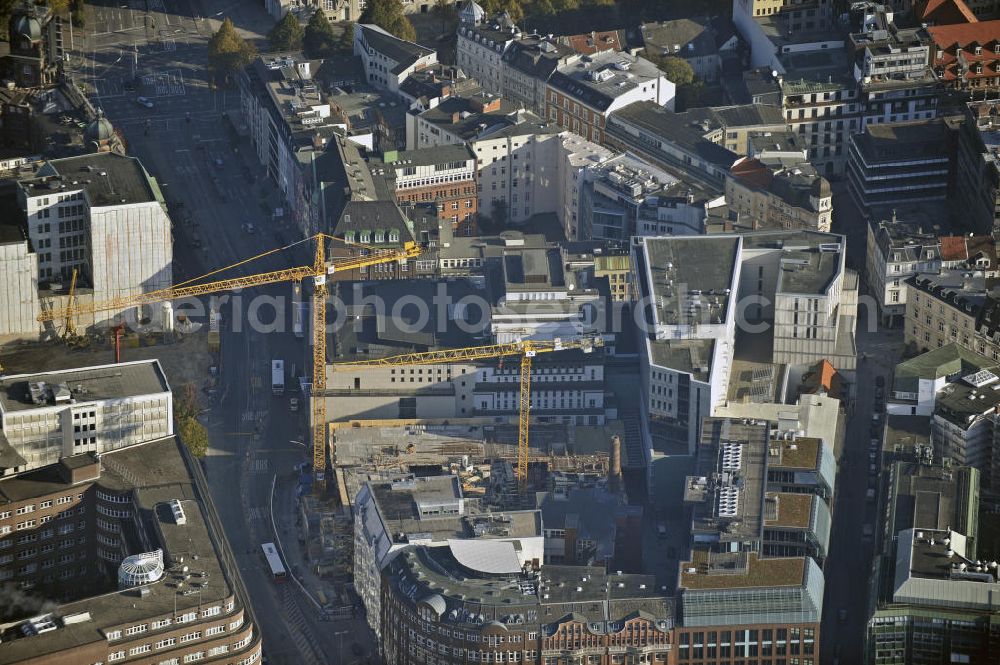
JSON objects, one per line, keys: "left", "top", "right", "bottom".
{"left": 916, "top": 0, "right": 978, "bottom": 25}
{"left": 940, "top": 236, "right": 969, "bottom": 261}
{"left": 966, "top": 235, "right": 997, "bottom": 264}
{"left": 730, "top": 157, "right": 772, "bottom": 189}
{"left": 929, "top": 22, "right": 1000, "bottom": 83}
{"left": 563, "top": 30, "right": 625, "bottom": 56}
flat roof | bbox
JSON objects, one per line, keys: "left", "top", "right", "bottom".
{"left": 768, "top": 436, "right": 822, "bottom": 471}
{"left": 23, "top": 153, "right": 158, "bottom": 207}
{"left": 0, "top": 360, "right": 169, "bottom": 413}
{"left": 649, "top": 339, "right": 715, "bottom": 382}
{"left": 642, "top": 235, "right": 740, "bottom": 328}
{"left": 679, "top": 550, "right": 807, "bottom": 590}
{"left": 549, "top": 51, "right": 664, "bottom": 112}
{"left": 764, "top": 492, "right": 814, "bottom": 529}
{"left": 0, "top": 437, "right": 240, "bottom": 663}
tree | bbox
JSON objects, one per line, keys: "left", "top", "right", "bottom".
{"left": 207, "top": 18, "right": 256, "bottom": 84}
{"left": 432, "top": 0, "right": 456, "bottom": 34}
{"left": 360, "top": 0, "right": 416, "bottom": 42}
{"left": 174, "top": 383, "right": 208, "bottom": 458}
{"left": 653, "top": 55, "right": 695, "bottom": 87}
{"left": 337, "top": 21, "right": 355, "bottom": 52}
{"left": 268, "top": 11, "right": 304, "bottom": 51}
{"left": 498, "top": 0, "right": 524, "bottom": 24}
{"left": 46, "top": 0, "right": 70, "bottom": 14}
{"left": 178, "top": 416, "right": 209, "bottom": 458}
{"left": 303, "top": 8, "right": 337, "bottom": 58}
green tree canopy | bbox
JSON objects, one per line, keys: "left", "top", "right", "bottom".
{"left": 360, "top": 0, "right": 416, "bottom": 42}
{"left": 653, "top": 55, "right": 695, "bottom": 87}
{"left": 303, "top": 8, "right": 337, "bottom": 58}
{"left": 207, "top": 18, "right": 256, "bottom": 84}
{"left": 338, "top": 21, "right": 355, "bottom": 52}
{"left": 268, "top": 11, "right": 304, "bottom": 51}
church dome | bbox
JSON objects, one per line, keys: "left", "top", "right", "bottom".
{"left": 12, "top": 14, "right": 42, "bottom": 42}
{"left": 85, "top": 110, "right": 116, "bottom": 144}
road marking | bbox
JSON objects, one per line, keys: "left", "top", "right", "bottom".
{"left": 174, "top": 148, "right": 190, "bottom": 153}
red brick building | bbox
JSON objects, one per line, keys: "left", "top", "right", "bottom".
{"left": 380, "top": 144, "right": 478, "bottom": 230}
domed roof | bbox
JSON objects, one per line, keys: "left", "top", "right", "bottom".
{"left": 811, "top": 176, "right": 831, "bottom": 198}
{"left": 86, "top": 110, "right": 116, "bottom": 143}
{"left": 12, "top": 14, "right": 42, "bottom": 41}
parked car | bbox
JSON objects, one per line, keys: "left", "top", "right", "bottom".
{"left": 875, "top": 387, "right": 884, "bottom": 399}
{"left": 289, "top": 397, "right": 299, "bottom": 412}
{"left": 863, "top": 524, "right": 874, "bottom": 538}
{"left": 838, "top": 608, "right": 847, "bottom": 622}
{"left": 135, "top": 96, "right": 154, "bottom": 108}
{"left": 876, "top": 375, "right": 886, "bottom": 387}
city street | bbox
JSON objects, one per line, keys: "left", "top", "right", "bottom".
{"left": 70, "top": 1, "right": 371, "bottom": 663}
{"left": 819, "top": 322, "right": 903, "bottom": 664}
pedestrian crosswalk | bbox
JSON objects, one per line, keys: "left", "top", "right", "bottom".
{"left": 280, "top": 586, "right": 322, "bottom": 663}
{"left": 246, "top": 506, "right": 265, "bottom": 523}
{"left": 252, "top": 458, "right": 270, "bottom": 474}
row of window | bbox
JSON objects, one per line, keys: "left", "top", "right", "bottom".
{"left": 108, "top": 606, "right": 237, "bottom": 641}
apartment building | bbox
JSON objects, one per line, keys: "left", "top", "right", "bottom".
{"left": 0, "top": 360, "right": 173, "bottom": 474}
{"left": 545, "top": 51, "right": 675, "bottom": 146}
{"left": 264, "top": 0, "right": 359, "bottom": 21}
{"left": 12, "top": 152, "right": 173, "bottom": 332}
{"left": 929, "top": 20, "right": 1000, "bottom": 96}
{"left": 726, "top": 157, "right": 832, "bottom": 233}
{"left": 352, "top": 475, "right": 543, "bottom": 638}
{"left": 407, "top": 90, "right": 525, "bottom": 150}
{"left": 778, "top": 65, "right": 861, "bottom": 176}
{"left": 373, "top": 144, "right": 478, "bottom": 227}
{"left": 954, "top": 101, "right": 1000, "bottom": 235}
{"left": 865, "top": 213, "right": 946, "bottom": 327}
{"left": 470, "top": 121, "right": 562, "bottom": 226}
{"left": 905, "top": 269, "right": 999, "bottom": 357}
{"left": 558, "top": 132, "right": 616, "bottom": 240}
{"left": 354, "top": 24, "right": 437, "bottom": 93}
{"left": 455, "top": 15, "right": 519, "bottom": 94}
{"left": 501, "top": 36, "right": 580, "bottom": 115}
{"left": 0, "top": 436, "right": 262, "bottom": 665}
{"left": 639, "top": 17, "right": 741, "bottom": 84}
{"left": 682, "top": 104, "right": 789, "bottom": 156}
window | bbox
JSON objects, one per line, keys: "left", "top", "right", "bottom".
{"left": 129, "top": 645, "right": 151, "bottom": 656}
{"left": 125, "top": 624, "right": 148, "bottom": 636}
{"left": 201, "top": 606, "right": 221, "bottom": 618}
{"left": 206, "top": 625, "right": 225, "bottom": 637}
{"left": 108, "top": 651, "right": 125, "bottom": 662}
{"left": 155, "top": 638, "right": 176, "bottom": 649}
{"left": 183, "top": 653, "right": 205, "bottom": 663}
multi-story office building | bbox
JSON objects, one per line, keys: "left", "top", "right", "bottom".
{"left": 373, "top": 145, "right": 478, "bottom": 228}
{"left": 352, "top": 475, "right": 543, "bottom": 638}
{"left": 905, "top": 268, "right": 1000, "bottom": 357}
{"left": 0, "top": 436, "right": 262, "bottom": 665}
{"left": 866, "top": 461, "right": 996, "bottom": 665}
{"left": 676, "top": 417, "right": 826, "bottom": 665}
{"left": 11, "top": 152, "right": 173, "bottom": 333}
{"left": 633, "top": 230, "right": 857, "bottom": 454}
{"left": 240, "top": 53, "right": 341, "bottom": 235}
{"left": 0, "top": 360, "right": 173, "bottom": 474}
{"left": 379, "top": 551, "right": 674, "bottom": 665}
{"left": 632, "top": 235, "right": 742, "bottom": 454}
{"left": 954, "top": 101, "right": 1000, "bottom": 235}
{"left": 778, "top": 66, "right": 861, "bottom": 177}
{"left": 407, "top": 90, "right": 525, "bottom": 150}
{"left": 545, "top": 51, "right": 675, "bottom": 146}
{"left": 848, "top": 119, "right": 957, "bottom": 214}
{"left": 605, "top": 101, "right": 738, "bottom": 190}
{"left": 849, "top": 16, "right": 938, "bottom": 129}
{"left": 0, "top": 358, "right": 259, "bottom": 665}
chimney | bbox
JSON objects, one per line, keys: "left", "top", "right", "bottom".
{"left": 609, "top": 434, "right": 622, "bottom": 494}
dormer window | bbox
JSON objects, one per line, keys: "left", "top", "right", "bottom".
{"left": 374, "top": 231, "right": 385, "bottom": 243}
{"left": 389, "top": 231, "right": 400, "bottom": 243}
{"left": 344, "top": 230, "right": 355, "bottom": 243}
{"left": 975, "top": 45, "right": 983, "bottom": 56}
{"left": 359, "top": 231, "right": 371, "bottom": 243}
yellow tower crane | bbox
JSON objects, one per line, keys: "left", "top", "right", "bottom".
{"left": 37, "top": 233, "right": 421, "bottom": 483}
{"left": 333, "top": 335, "right": 603, "bottom": 493}
{"left": 64, "top": 267, "right": 79, "bottom": 340}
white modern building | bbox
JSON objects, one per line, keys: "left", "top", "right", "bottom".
{"left": 0, "top": 360, "right": 173, "bottom": 474}
{"left": 11, "top": 153, "right": 173, "bottom": 334}
{"left": 354, "top": 24, "right": 437, "bottom": 94}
